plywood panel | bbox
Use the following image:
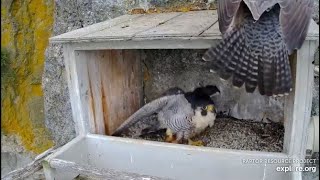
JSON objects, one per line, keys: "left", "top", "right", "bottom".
{"left": 135, "top": 10, "right": 218, "bottom": 37}
{"left": 87, "top": 53, "right": 106, "bottom": 134}
{"left": 71, "top": 50, "right": 142, "bottom": 135}
{"left": 87, "top": 50, "right": 143, "bottom": 134}
{"left": 75, "top": 51, "right": 101, "bottom": 134}
{"left": 63, "top": 45, "right": 89, "bottom": 135}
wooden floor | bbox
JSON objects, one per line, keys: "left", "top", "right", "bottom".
{"left": 50, "top": 10, "right": 318, "bottom": 43}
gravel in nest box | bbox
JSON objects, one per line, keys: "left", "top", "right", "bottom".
{"left": 118, "top": 116, "right": 284, "bottom": 152}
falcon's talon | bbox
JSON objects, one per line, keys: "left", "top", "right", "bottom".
{"left": 171, "top": 140, "right": 179, "bottom": 144}
{"left": 165, "top": 136, "right": 176, "bottom": 143}
{"left": 188, "top": 139, "right": 205, "bottom": 146}
{"left": 165, "top": 129, "right": 176, "bottom": 143}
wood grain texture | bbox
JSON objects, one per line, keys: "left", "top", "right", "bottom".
{"left": 200, "top": 20, "right": 220, "bottom": 37}
{"left": 75, "top": 51, "right": 98, "bottom": 134}
{"left": 84, "top": 50, "right": 143, "bottom": 135}
{"left": 50, "top": 14, "right": 143, "bottom": 41}
{"left": 83, "top": 12, "right": 181, "bottom": 39}
{"left": 283, "top": 40, "right": 317, "bottom": 159}
{"left": 101, "top": 50, "right": 143, "bottom": 134}
{"left": 43, "top": 134, "right": 293, "bottom": 180}
{"left": 87, "top": 52, "right": 106, "bottom": 134}
{"left": 135, "top": 10, "right": 218, "bottom": 37}
{"left": 68, "top": 39, "right": 220, "bottom": 50}
{"left": 2, "top": 147, "right": 56, "bottom": 180}
{"left": 65, "top": 49, "right": 142, "bottom": 135}
{"left": 307, "top": 20, "right": 320, "bottom": 40}
{"left": 63, "top": 45, "right": 91, "bottom": 135}
{"left": 50, "top": 10, "right": 318, "bottom": 43}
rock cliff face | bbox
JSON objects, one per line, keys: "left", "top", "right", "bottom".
{"left": 1, "top": 0, "right": 55, "bottom": 176}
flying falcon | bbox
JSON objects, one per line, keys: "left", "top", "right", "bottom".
{"left": 112, "top": 85, "right": 220, "bottom": 146}
{"left": 202, "top": 0, "right": 314, "bottom": 96}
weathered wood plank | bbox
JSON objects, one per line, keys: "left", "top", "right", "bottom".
{"left": 83, "top": 12, "right": 181, "bottom": 40}
{"left": 61, "top": 38, "right": 220, "bottom": 50}
{"left": 63, "top": 45, "right": 91, "bottom": 135}
{"left": 72, "top": 50, "right": 143, "bottom": 135}
{"left": 2, "top": 147, "right": 56, "bottom": 180}
{"left": 283, "top": 40, "right": 318, "bottom": 159}
{"left": 75, "top": 51, "right": 97, "bottom": 134}
{"left": 50, "top": 10, "right": 319, "bottom": 43}
{"left": 50, "top": 14, "right": 143, "bottom": 41}
{"left": 97, "top": 50, "right": 143, "bottom": 134}
{"left": 200, "top": 20, "right": 220, "bottom": 37}
{"left": 87, "top": 52, "right": 106, "bottom": 134}
{"left": 49, "top": 159, "right": 169, "bottom": 180}
{"left": 44, "top": 134, "right": 294, "bottom": 180}
{"left": 307, "top": 20, "right": 319, "bottom": 40}
{"left": 135, "top": 10, "right": 217, "bottom": 37}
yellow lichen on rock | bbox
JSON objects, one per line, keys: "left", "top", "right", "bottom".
{"left": 1, "top": 0, "right": 55, "bottom": 154}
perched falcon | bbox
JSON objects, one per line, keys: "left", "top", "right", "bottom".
{"left": 202, "top": 0, "right": 314, "bottom": 96}
{"left": 112, "top": 85, "right": 220, "bottom": 146}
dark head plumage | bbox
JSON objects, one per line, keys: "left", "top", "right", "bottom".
{"left": 184, "top": 85, "right": 219, "bottom": 110}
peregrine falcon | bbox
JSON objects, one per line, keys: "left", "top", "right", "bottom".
{"left": 112, "top": 85, "right": 220, "bottom": 145}
{"left": 202, "top": 0, "right": 314, "bottom": 96}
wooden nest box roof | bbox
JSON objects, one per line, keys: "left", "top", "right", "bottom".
{"left": 50, "top": 10, "right": 319, "bottom": 49}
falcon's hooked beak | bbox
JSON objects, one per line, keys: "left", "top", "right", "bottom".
{"left": 206, "top": 104, "right": 215, "bottom": 113}
{"left": 200, "top": 104, "right": 216, "bottom": 116}
{"left": 201, "top": 104, "right": 217, "bottom": 116}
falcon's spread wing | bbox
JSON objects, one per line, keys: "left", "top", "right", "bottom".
{"left": 218, "top": 0, "right": 314, "bottom": 53}
{"left": 217, "top": 0, "right": 242, "bottom": 34}
{"left": 112, "top": 95, "right": 174, "bottom": 136}
{"left": 278, "top": 0, "right": 314, "bottom": 53}
{"left": 203, "top": 0, "right": 313, "bottom": 96}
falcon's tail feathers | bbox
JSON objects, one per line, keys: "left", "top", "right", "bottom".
{"left": 202, "top": 28, "right": 292, "bottom": 96}
{"left": 111, "top": 95, "right": 172, "bottom": 136}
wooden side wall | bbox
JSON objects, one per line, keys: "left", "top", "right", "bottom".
{"left": 65, "top": 47, "right": 143, "bottom": 135}
{"left": 283, "top": 40, "right": 317, "bottom": 159}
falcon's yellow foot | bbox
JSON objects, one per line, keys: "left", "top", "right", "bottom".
{"left": 188, "top": 139, "right": 204, "bottom": 146}
{"left": 165, "top": 129, "right": 176, "bottom": 143}
{"left": 165, "top": 136, "right": 176, "bottom": 143}
{"left": 171, "top": 140, "right": 179, "bottom": 144}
